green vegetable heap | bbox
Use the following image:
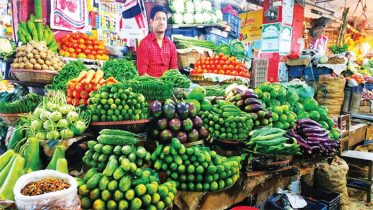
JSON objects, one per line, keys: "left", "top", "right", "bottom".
{"left": 101, "top": 58, "right": 138, "bottom": 81}
{"left": 77, "top": 158, "right": 176, "bottom": 210}
{"left": 89, "top": 82, "right": 150, "bottom": 122}
{"left": 0, "top": 93, "right": 42, "bottom": 114}
{"left": 200, "top": 100, "right": 254, "bottom": 140}
{"left": 216, "top": 39, "right": 247, "bottom": 58}
{"left": 151, "top": 138, "right": 241, "bottom": 192}
{"left": 204, "top": 85, "right": 230, "bottom": 96}
{"left": 123, "top": 76, "right": 173, "bottom": 101}
{"left": 160, "top": 69, "right": 190, "bottom": 88}
{"left": 83, "top": 129, "right": 150, "bottom": 171}
{"left": 50, "top": 60, "right": 88, "bottom": 91}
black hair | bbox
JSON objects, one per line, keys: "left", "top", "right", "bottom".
{"left": 150, "top": 5, "right": 168, "bottom": 20}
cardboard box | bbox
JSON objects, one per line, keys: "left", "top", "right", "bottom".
{"left": 359, "top": 106, "right": 371, "bottom": 113}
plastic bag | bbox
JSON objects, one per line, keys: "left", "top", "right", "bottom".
{"left": 13, "top": 170, "right": 79, "bottom": 210}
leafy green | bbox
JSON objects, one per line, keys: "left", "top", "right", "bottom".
{"left": 0, "top": 94, "right": 42, "bottom": 114}
{"left": 369, "top": 58, "right": 373, "bottom": 68}
{"left": 101, "top": 58, "right": 138, "bottom": 81}
{"left": 49, "top": 60, "right": 88, "bottom": 91}
{"left": 286, "top": 87, "right": 299, "bottom": 104}
{"left": 216, "top": 39, "right": 246, "bottom": 58}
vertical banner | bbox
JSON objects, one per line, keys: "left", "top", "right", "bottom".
{"left": 279, "top": 25, "right": 292, "bottom": 55}
{"left": 239, "top": 9, "right": 263, "bottom": 42}
{"left": 115, "top": 0, "right": 148, "bottom": 39}
{"left": 261, "top": 23, "right": 281, "bottom": 53}
{"left": 50, "top": 0, "right": 89, "bottom": 31}
{"left": 282, "top": 0, "right": 294, "bottom": 25}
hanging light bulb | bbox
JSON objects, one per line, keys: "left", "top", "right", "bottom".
{"left": 360, "top": 42, "right": 371, "bottom": 56}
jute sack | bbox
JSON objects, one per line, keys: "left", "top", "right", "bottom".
{"left": 317, "top": 75, "right": 345, "bottom": 118}
{"left": 314, "top": 156, "right": 349, "bottom": 206}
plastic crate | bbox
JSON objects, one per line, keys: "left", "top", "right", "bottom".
{"left": 268, "top": 196, "right": 327, "bottom": 210}
{"left": 304, "top": 67, "right": 333, "bottom": 81}
{"left": 354, "top": 83, "right": 364, "bottom": 93}
{"left": 165, "top": 28, "right": 199, "bottom": 39}
{"left": 223, "top": 13, "right": 241, "bottom": 38}
{"left": 288, "top": 65, "right": 304, "bottom": 77}
{"left": 301, "top": 183, "right": 341, "bottom": 210}
{"left": 250, "top": 58, "right": 269, "bottom": 88}
{"left": 205, "top": 33, "right": 230, "bottom": 45}
{"left": 365, "top": 82, "right": 373, "bottom": 90}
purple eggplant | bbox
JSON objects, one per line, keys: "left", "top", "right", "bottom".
{"left": 310, "top": 146, "right": 321, "bottom": 151}
{"left": 265, "top": 111, "right": 272, "bottom": 119}
{"left": 233, "top": 88, "right": 244, "bottom": 95}
{"left": 242, "top": 90, "right": 259, "bottom": 99}
{"left": 295, "top": 139, "right": 312, "bottom": 150}
{"left": 319, "top": 144, "right": 328, "bottom": 153}
{"left": 303, "top": 132, "right": 329, "bottom": 138}
{"left": 306, "top": 136, "right": 330, "bottom": 142}
{"left": 302, "top": 127, "right": 327, "bottom": 133}
{"left": 296, "top": 119, "right": 322, "bottom": 127}
{"left": 244, "top": 98, "right": 261, "bottom": 105}
{"left": 245, "top": 104, "right": 264, "bottom": 112}
{"left": 236, "top": 99, "right": 245, "bottom": 108}
{"left": 305, "top": 141, "right": 321, "bottom": 145}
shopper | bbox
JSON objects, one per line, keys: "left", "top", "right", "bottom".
{"left": 137, "top": 6, "right": 178, "bottom": 78}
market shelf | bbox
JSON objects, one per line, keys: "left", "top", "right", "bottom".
{"left": 7, "top": 80, "right": 47, "bottom": 87}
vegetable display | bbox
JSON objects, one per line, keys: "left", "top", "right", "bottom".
{"left": 11, "top": 41, "right": 65, "bottom": 71}
{"left": 17, "top": 14, "right": 59, "bottom": 53}
{"left": 204, "top": 84, "right": 230, "bottom": 96}
{"left": 149, "top": 100, "right": 209, "bottom": 144}
{"left": 57, "top": 32, "right": 108, "bottom": 60}
{"left": 200, "top": 100, "right": 253, "bottom": 140}
{"left": 0, "top": 38, "right": 16, "bottom": 59}
{"left": 83, "top": 129, "right": 150, "bottom": 171}
{"left": 160, "top": 70, "right": 190, "bottom": 88}
{"left": 18, "top": 91, "right": 90, "bottom": 141}
{"left": 100, "top": 58, "right": 138, "bottom": 81}
{"left": 78, "top": 159, "right": 176, "bottom": 209}
{"left": 286, "top": 119, "right": 341, "bottom": 158}
{"left": 89, "top": 83, "right": 150, "bottom": 122}
{"left": 123, "top": 76, "right": 174, "bottom": 101}
{"left": 0, "top": 94, "right": 42, "bottom": 114}
{"left": 216, "top": 39, "right": 247, "bottom": 58}
{"left": 190, "top": 53, "right": 250, "bottom": 78}
{"left": 245, "top": 127, "right": 301, "bottom": 155}
{"left": 185, "top": 85, "right": 212, "bottom": 115}
{"left": 225, "top": 87, "right": 273, "bottom": 128}
{"left": 49, "top": 60, "right": 89, "bottom": 91}
{"left": 151, "top": 138, "right": 241, "bottom": 192}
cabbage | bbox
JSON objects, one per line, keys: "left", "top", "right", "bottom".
{"left": 169, "top": 0, "right": 185, "bottom": 13}
{"left": 203, "top": 12, "right": 212, "bottom": 24}
{"left": 183, "top": 13, "right": 194, "bottom": 24}
{"left": 201, "top": 0, "right": 212, "bottom": 11}
{"left": 215, "top": 10, "right": 223, "bottom": 22}
{"left": 194, "top": 13, "right": 204, "bottom": 24}
{"left": 172, "top": 13, "right": 184, "bottom": 24}
{"left": 194, "top": 0, "right": 203, "bottom": 13}
{"left": 185, "top": 1, "right": 194, "bottom": 13}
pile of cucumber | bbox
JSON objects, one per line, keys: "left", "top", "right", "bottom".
{"left": 77, "top": 159, "right": 176, "bottom": 210}
{"left": 200, "top": 100, "right": 254, "bottom": 140}
{"left": 151, "top": 138, "right": 241, "bottom": 192}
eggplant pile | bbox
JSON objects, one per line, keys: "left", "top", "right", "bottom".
{"left": 225, "top": 88, "right": 272, "bottom": 128}
{"left": 149, "top": 100, "right": 209, "bottom": 144}
{"left": 286, "top": 119, "right": 341, "bottom": 158}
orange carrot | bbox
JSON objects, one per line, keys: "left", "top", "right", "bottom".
{"left": 92, "top": 70, "right": 104, "bottom": 84}
{"left": 99, "top": 79, "right": 108, "bottom": 85}
{"left": 106, "top": 77, "right": 118, "bottom": 83}
{"left": 76, "top": 71, "right": 88, "bottom": 83}
{"left": 82, "top": 70, "right": 96, "bottom": 84}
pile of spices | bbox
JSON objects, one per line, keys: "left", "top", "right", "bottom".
{"left": 21, "top": 177, "right": 71, "bottom": 196}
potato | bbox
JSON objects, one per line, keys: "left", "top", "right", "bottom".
{"left": 59, "top": 61, "right": 64, "bottom": 67}
{"left": 45, "top": 60, "right": 52, "bottom": 66}
{"left": 34, "top": 63, "right": 42, "bottom": 70}
{"left": 26, "top": 52, "right": 34, "bottom": 59}
{"left": 12, "top": 63, "right": 20, "bottom": 69}
{"left": 47, "top": 50, "right": 53, "bottom": 55}
{"left": 23, "top": 57, "right": 29, "bottom": 63}
{"left": 27, "top": 63, "right": 34, "bottom": 69}
{"left": 41, "top": 64, "right": 49, "bottom": 70}
{"left": 34, "top": 54, "right": 41, "bottom": 60}
{"left": 39, "top": 41, "right": 46, "bottom": 46}
{"left": 40, "top": 52, "right": 47, "bottom": 59}
{"left": 19, "top": 63, "right": 25, "bottom": 69}
{"left": 46, "top": 55, "right": 52, "bottom": 61}
{"left": 37, "top": 59, "right": 45, "bottom": 65}
{"left": 14, "top": 58, "right": 19, "bottom": 63}
{"left": 29, "top": 40, "right": 36, "bottom": 46}
{"left": 53, "top": 64, "right": 59, "bottom": 70}
{"left": 26, "top": 43, "right": 32, "bottom": 49}
{"left": 49, "top": 66, "right": 55, "bottom": 71}
{"left": 30, "top": 58, "right": 37, "bottom": 64}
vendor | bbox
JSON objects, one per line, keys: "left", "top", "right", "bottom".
{"left": 137, "top": 6, "right": 178, "bottom": 77}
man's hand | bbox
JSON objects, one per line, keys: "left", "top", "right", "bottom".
{"left": 141, "top": 73, "right": 149, "bottom": 76}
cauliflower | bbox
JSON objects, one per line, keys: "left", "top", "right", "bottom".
{"left": 169, "top": 0, "right": 185, "bottom": 14}
{"left": 183, "top": 13, "right": 194, "bottom": 24}
{"left": 194, "top": 13, "right": 204, "bottom": 24}
{"left": 203, "top": 12, "right": 212, "bottom": 24}
{"left": 194, "top": 0, "right": 203, "bottom": 13}
{"left": 185, "top": 1, "right": 194, "bottom": 13}
{"left": 201, "top": 0, "right": 212, "bottom": 11}
{"left": 215, "top": 10, "right": 223, "bottom": 22}
{"left": 172, "top": 13, "right": 184, "bottom": 24}
{"left": 0, "top": 39, "right": 13, "bottom": 53}
{"left": 210, "top": 13, "right": 217, "bottom": 23}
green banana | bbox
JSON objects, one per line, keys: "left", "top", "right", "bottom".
{"left": 30, "top": 14, "right": 35, "bottom": 25}
{"left": 48, "top": 41, "right": 59, "bottom": 51}
{"left": 38, "top": 25, "right": 44, "bottom": 41}
{"left": 21, "top": 21, "right": 30, "bottom": 35}
{"left": 27, "top": 20, "right": 38, "bottom": 42}
{"left": 18, "top": 24, "right": 28, "bottom": 36}
{"left": 43, "top": 29, "right": 50, "bottom": 45}
{"left": 19, "top": 33, "right": 27, "bottom": 44}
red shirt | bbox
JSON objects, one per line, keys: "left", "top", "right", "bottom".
{"left": 137, "top": 32, "right": 178, "bottom": 78}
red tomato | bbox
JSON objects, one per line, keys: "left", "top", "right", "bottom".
{"left": 203, "top": 70, "right": 208, "bottom": 73}
{"left": 82, "top": 34, "right": 89, "bottom": 40}
{"left": 59, "top": 50, "right": 65, "bottom": 57}
{"left": 213, "top": 70, "right": 219, "bottom": 74}
{"left": 205, "top": 61, "right": 210, "bottom": 65}
{"left": 83, "top": 49, "right": 91, "bottom": 54}
{"left": 68, "top": 48, "right": 75, "bottom": 53}
{"left": 87, "top": 54, "right": 95, "bottom": 60}
{"left": 222, "top": 55, "right": 229, "bottom": 61}
{"left": 78, "top": 39, "right": 85, "bottom": 44}
{"left": 97, "top": 50, "right": 104, "bottom": 55}
{"left": 207, "top": 70, "right": 212, "bottom": 73}
{"left": 235, "top": 65, "right": 241, "bottom": 71}
{"left": 190, "top": 69, "right": 195, "bottom": 74}
{"left": 217, "top": 65, "right": 221, "bottom": 69}
{"left": 61, "top": 37, "right": 68, "bottom": 44}
{"left": 66, "top": 42, "right": 73, "bottom": 48}
{"left": 76, "top": 49, "right": 82, "bottom": 54}
{"left": 96, "top": 54, "right": 103, "bottom": 60}
{"left": 78, "top": 44, "right": 86, "bottom": 50}
{"left": 197, "top": 69, "right": 203, "bottom": 74}
{"left": 239, "top": 71, "right": 245, "bottom": 77}
{"left": 230, "top": 56, "right": 236, "bottom": 61}
{"left": 93, "top": 40, "right": 100, "bottom": 45}
{"left": 103, "top": 54, "right": 109, "bottom": 61}
{"left": 72, "top": 39, "right": 78, "bottom": 44}
{"left": 85, "top": 40, "right": 93, "bottom": 46}
{"left": 71, "top": 53, "right": 78, "bottom": 58}
{"left": 219, "top": 60, "right": 225, "bottom": 65}
{"left": 75, "top": 33, "right": 82, "bottom": 39}
{"left": 202, "top": 65, "right": 206, "bottom": 69}
{"left": 62, "top": 45, "right": 68, "bottom": 51}
{"left": 229, "top": 65, "right": 235, "bottom": 70}
{"left": 93, "top": 45, "right": 99, "bottom": 50}
{"left": 231, "top": 71, "right": 238, "bottom": 76}
{"left": 206, "top": 65, "right": 211, "bottom": 70}
{"left": 218, "top": 52, "right": 224, "bottom": 58}
{"left": 226, "top": 60, "right": 231, "bottom": 65}
{"left": 91, "top": 50, "right": 97, "bottom": 55}
{"left": 214, "top": 60, "right": 219, "bottom": 65}
{"left": 87, "top": 45, "right": 93, "bottom": 50}
{"left": 219, "top": 70, "right": 225, "bottom": 74}
{"left": 222, "top": 65, "right": 228, "bottom": 70}
{"left": 68, "top": 37, "right": 74, "bottom": 42}
{"left": 206, "top": 57, "right": 211, "bottom": 62}
{"left": 226, "top": 70, "right": 232, "bottom": 75}
{"left": 72, "top": 43, "right": 79, "bottom": 48}
{"left": 210, "top": 64, "right": 215, "bottom": 69}
{"left": 88, "top": 36, "right": 95, "bottom": 41}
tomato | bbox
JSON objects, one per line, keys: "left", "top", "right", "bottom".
{"left": 226, "top": 70, "right": 232, "bottom": 75}
{"left": 190, "top": 69, "right": 195, "bottom": 74}
{"left": 96, "top": 54, "right": 103, "bottom": 60}
{"left": 97, "top": 50, "right": 104, "bottom": 55}
{"left": 197, "top": 69, "right": 203, "bottom": 74}
{"left": 64, "top": 51, "right": 71, "bottom": 57}
{"left": 75, "top": 33, "right": 82, "bottom": 39}
{"left": 103, "top": 54, "right": 109, "bottom": 61}
{"left": 72, "top": 39, "right": 78, "bottom": 44}
{"left": 93, "top": 40, "right": 100, "bottom": 45}
{"left": 222, "top": 65, "right": 228, "bottom": 70}
{"left": 230, "top": 60, "right": 236, "bottom": 65}
{"left": 59, "top": 50, "right": 65, "bottom": 57}
{"left": 203, "top": 70, "right": 208, "bottom": 73}
{"left": 82, "top": 34, "right": 89, "bottom": 40}
{"left": 87, "top": 45, "right": 93, "bottom": 50}
{"left": 87, "top": 54, "right": 95, "bottom": 60}
{"left": 219, "top": 60, "right": 225, "bottom": 65}
{"left": 205, "top": 61, "right": 210, "bottom": 65}
{"left": 66, "top": 42, "right": 73, "bottom": 48}
{"left": 229, "top": 65, "right": 235, "bottom": 70}
{"left": 99, "top": 45, "right": 105, "bottom": 50}
{"left": 210, "top": 64, "right": 215, "bottom": 69}
{"left": 68, "top": 37, "right": 74, "bottom": 42}
{"left": 218, "top": 52, "right": 224, "bottom": 58}
{"left": 226, "top": 60, "right": 231, "bottom": 65}
{"left": 206, "top": 65, "right": 211, "bottom": 70}
{"left": 68, "top": 48, "right": 75, "bottom": 53}
{"left": 72, "top": 43, "right": 79, "bottom": 48}
{"left": 76, "top": 48, "right": 82, "bottom": 54}
{"left": 78, "top": 53, "right": 86, "bottom": 59}
{"left": 230, "top": 56, "right": 236, "bottom": 61}
{"left": 202, "top": 65, "right": 206, "bottom": 69}
{"left": 93, "top": 45, "right": 99, "bottom": 50}
{"left": 217, "top": 65, "right": 221, "bottom": 69}
{"left": 206, "top": 57, "right": 211, "bottom": 62}
{"left": 70, "top": 53, "right": 78, "bottom": 58}
{"left": 222, "top": 55, "right": 229, "bottom": 60}
{"left": 213, "top": 70, "right": 219, "bottom": 74}
{"left": 207, "top": 70, "right": 212, "bottom": 73}
{"left": 78, "top": 38, "right": 85, "bottom": 44}
{"left": 235, "top": 65, "right": 241, "bottom": 71}
{"left": 83, "top": 49, "right": 91, "bottom": 54}
{"left": 219, "top": 70, "right": 225, "bottom": 74}
{"left": 231, "top": 71, "right": 238, "bottom": 76}
{"left": 91, "top": 50, "right": 97, "bottom": 55}
{"left": 85, "top": 40, "right": 93, "bottom": 46}
{"left": 214, "top": 60, "right": 219, "bottom": 65}
{"left": 61, "top": 37, "right": 68, "bottom": 43}
{"left": 239, "top": 71, "right": 245, "bottom": 77}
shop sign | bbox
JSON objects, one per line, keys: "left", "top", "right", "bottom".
{"left": 239, "top": 9, "right": 263, "bottom": 42}
{"left": 279, "top": 25, "right": 292, "bottom": 55}
{"left": 261, "top": 23, "right": 280, "bottom": 53}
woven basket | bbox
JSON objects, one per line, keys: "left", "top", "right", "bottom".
{"left": 0, "top": 112, "right": 27, "bottom": 127}
{"left": 91, "top": 119, "right": 151, "bottom": 134}
{"left": 178, "top": 50, "right": 209, "bottom": 69}
{"left": 190, "top": 74, "right": 235, "bottom": 86}
{"left": 10, "top": 68, "right": 58, "bottom": 84}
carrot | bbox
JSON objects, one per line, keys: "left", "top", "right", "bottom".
{"left": 106, "top": 77, "right": 118, "bottom": 83}
{"left": 92, "top": 70, "right": 104, "bottom": 84}
{"left": 82, "top": 70, "right": 96, "bottom": 84}
{"left": 99, "top": 79, "right": 108, "bottom": 85}
{"left": 76, "top": 71, "right": 88, "bottom": 83}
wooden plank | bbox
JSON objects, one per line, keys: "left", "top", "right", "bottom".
{"left": 348, "top": 124, "right": 367, "bottom": 148}
{"left": 342, "top": 150, "right": 373, "bottom": 161}
{"left": 245, "top": 166, "right": 293, "bottom": 177}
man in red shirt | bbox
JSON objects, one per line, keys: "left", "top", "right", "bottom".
{"left": 137, "top": 6, "right": 178, "bottom": 78}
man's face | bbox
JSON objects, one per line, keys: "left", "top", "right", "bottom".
{"left": 152, "top": 11, "right": 167, "bottom": 33}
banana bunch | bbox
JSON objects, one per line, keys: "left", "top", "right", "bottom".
{"left": 17, "top": 14, "right": 59, "bottom": 54}
{"left": 330, "top": 43, "right": 348, "bottom": 54}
